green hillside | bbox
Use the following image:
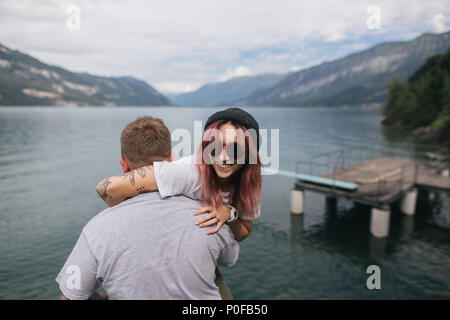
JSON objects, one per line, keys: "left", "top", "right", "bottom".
{"left": 382, "top": 48, "right": 450, "bottom": 147}
{"left": 237, "top": 31, "right": 450, "bottom": 107}
{"left": 0, "top": 43, "right": 171, "bottom": 106}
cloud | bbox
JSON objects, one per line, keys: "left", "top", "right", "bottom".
{"left": 0, "top": 0, "right": 449, "bottom": 94}
{"left": 156, "top": 81, "right": 203, "bottom": 95}
{"left": 219, "top": 66, "right": 252, "bottom": 82}
{"left": 431, "top": 13, "right": 447, "bottom": 33}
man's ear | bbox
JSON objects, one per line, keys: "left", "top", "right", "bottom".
{"left": 120, "top": 156, "right": 131, "bottom": 173}
{"left": 169, "top": 150, "right": 174, "bottom": 162}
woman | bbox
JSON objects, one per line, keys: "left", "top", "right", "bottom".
{"left": 96, "top": 107, "right": 263, "bottom": 242}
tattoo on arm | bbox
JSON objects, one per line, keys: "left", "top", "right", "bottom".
{"left": 97, "top": 178, "right": 112, "bottom": 200}
{"left": 136, "top": 167, "right": 146, "bottom": 178}
{"left": 122, "top": 171, "right": 135, "bottom": 185}
{"left": 122, "top": 167, "right": 148, "bottom": 186}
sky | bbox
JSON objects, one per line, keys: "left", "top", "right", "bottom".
{"left": 0, "top": 0, "right": 449, "bottom": 94}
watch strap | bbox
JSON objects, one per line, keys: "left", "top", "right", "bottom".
{"left": 226, "top": 205, "right": 238, "bottom": 223}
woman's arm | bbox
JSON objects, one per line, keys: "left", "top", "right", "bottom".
{"left": 228, "top": 219, "right": 252, "bottom": 242}
{"left": 97, "top": 156, "right": 200, "bottom": 207}
{"left": 98, "top": 166, "right": 253, "bottom": 240}
{"left": 96, "top": 166, "right": 157, "bottom": 207}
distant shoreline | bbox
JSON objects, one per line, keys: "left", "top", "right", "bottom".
{"left": 0, "top": 104, "right": 384, "bottom": 110}
{"left": 383, "top": 120, "right": 450, "bottom": 149}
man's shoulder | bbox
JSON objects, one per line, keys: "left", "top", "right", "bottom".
{"left": 84, "top": 193, "right": 202, "bottom": 232}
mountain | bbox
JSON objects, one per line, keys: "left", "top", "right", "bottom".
{"left": 168, "top": 73, "right": 287, "bottom": 106}
{"left": 382, "top": 48, "right": 450, "bottom": 147}
{"left": 236, "top": 31, "right": 450, "bottom": 106}
{"left": 0, "top": 43, "right": 171, "bottom": 106}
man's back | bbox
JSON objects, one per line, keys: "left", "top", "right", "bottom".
{"left": 56, "top": 193, "right": 239, "bottom": 300}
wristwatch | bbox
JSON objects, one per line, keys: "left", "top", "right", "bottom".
{"left": 226, "top": 205, "right": 239, "bottom": 223}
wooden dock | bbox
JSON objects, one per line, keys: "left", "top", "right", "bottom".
{"left": 290, "top": 156, "right": 449, "bottom": 238}
{"left": 294, "top": 157, "right": 450, "bottom": 208}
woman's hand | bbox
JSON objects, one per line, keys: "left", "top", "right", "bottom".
{"left": 194, "top": 203, "right": 253, "bottom": 241}
{"left": 194, "top": 203, "right": 231, "bottom": 235}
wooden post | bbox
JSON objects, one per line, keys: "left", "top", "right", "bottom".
{"left": 401, "top": 188, "right": 418, "bottom": 215}
{"left": 290, "top": 189, "right": 304, "bottom": 215}
{"left": 370, "top": 207, "right": 390, "bottom": 238}
{"left": 326, "top": 195, "right": 337, "bottom": 214}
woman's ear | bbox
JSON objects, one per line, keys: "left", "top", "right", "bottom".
{"left": 169, "top": 150, "right": 174, "bottom": 162}
{"left": 120, "top": 156, "right": 131, "bottom": 173}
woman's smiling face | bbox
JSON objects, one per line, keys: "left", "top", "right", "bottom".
{"left": 210, "top": 122, "right": 245, "bottom": 180}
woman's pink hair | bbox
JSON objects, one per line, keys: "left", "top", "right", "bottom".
{"left": 196, "top": 120, "right": 262, "bottom": 219}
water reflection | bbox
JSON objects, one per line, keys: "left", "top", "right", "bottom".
{"left": 290, "top": 214, "right": 305, "bottom": 238}
{"left": 399, "top": 215, "right": 415, "bottom": 240}
{"left": 324, "top": 196, "right": 338, "bottom": 229}
{"left": 368, "top": 236, "right": 389, "bottom": 264}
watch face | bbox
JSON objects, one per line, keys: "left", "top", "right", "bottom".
{"left": 228, "top": 206, "right": 238, "bottom": 222}
{"left": 231, "top": 208, "right": 238, "bottom": 219}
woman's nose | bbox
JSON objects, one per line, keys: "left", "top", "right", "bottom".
{"left": 219, "top": 147, "right": 231, "bottom": 163}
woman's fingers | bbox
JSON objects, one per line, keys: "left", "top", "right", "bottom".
{"left": 195, "top": 205, "right": 229, "bottom": 232}
{"left": 199, "top": 217, "right": 219, "bottom": 228}
{"left": 194, "top": 206, "right": 212, "bottom": 216}
{"left": 196, "top": 212, "right": 215, "bottom": 225}
{"left": 207, "top": 220, "right": 225, "bottom": 235}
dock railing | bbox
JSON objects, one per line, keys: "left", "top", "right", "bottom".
{"left": 294, "top": 148, "right": 424, "bottom": 203}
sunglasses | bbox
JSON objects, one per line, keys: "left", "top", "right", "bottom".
{"left": 207, "top": 141, "right": 246, "bottom": 163}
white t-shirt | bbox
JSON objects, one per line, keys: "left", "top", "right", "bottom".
{"left": 153, "top": 155, "right": 260, "bottom": 221}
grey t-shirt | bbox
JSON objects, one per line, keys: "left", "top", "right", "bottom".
{"left": 55, "top": 192, "right": 239, "bottom": 300}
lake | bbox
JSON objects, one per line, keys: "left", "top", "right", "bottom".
{"left": 0, "top": 106, "right": 449, "bottom": 299}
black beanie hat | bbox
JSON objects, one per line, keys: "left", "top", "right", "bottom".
{"left": 204, "top": 107, "right": 260, "bottom": 150}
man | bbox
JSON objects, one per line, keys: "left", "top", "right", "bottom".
{"left": 55, "top": 116, "right": 239, "bottom": 299}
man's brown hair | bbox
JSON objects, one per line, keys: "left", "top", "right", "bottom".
{"left": 120, "top": 116, "right": 171, "bottom": 168}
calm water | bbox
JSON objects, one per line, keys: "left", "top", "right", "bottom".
{"left": 0, "top": 106, "right": 449, "bottom": 299}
